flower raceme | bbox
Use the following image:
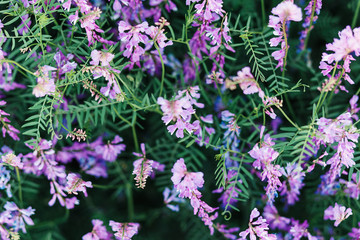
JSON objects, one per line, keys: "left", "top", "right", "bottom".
{"left": 171, "top": 158, "right": 204, "bottom": 198}
{"left": 319, "top": 26, "right": 360, "bottom": 93}
{"left": 324, "top": 203, "right": 352, "bottom": 227}
{"left": 239, "top": 208, "right": 276, "bottom": 240}
{"left": 171, "top": 158, "right": 218, "bottom": 234}
{"left": 249, "top": 127, "right": 282, "bottom": 203}
{"left": 132, "top": 143, "right": 164, "bottom": 189}
{"left": 109, "top": 221, "right": 140, "bottom": 240}
{"left": 65, "top": 173, "right": 93, "bottom": 197}
{"left": 269, "top": 1, "right": 302, "bottom": 70}
{"left": 157, "top": 86, "right": 204, "bottom": 138}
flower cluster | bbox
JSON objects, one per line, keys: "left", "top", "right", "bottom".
{"left": 226, "top": 66, "right": 282, "bottom": 119}
{"left": 298, "top": 0, "right": 322, "bottom": 51}
{"left": 118, "top": 18, "right": 172, "bottom": 70}
{"left": 157, "top": 86, "right": 204, "bottom": 138}
{"left": 269, "top": 1, "right": 302, "bottom": 70}
{"left": 239, "top": 208, "right": 276, "bottom": 239}
{"left": 109, "top": 221, "right": 140, "bottom": 240}
{"left": 171, "top": 158, "right": 218, "bottom": 234}
{"left": 319, "top": 26, "right": 360, "bottom": 93}
{"left": 315, "top": 111, "right": 359, "bottom": 189}
{"left": 279, "top": 163, "right": 305, "bottom": 205}
{"left": 132, "top": 143, "right": 164, "bottom": 189}
{"left": 0, "top": 100, "right": 20, "bottom": 141}
{"left": 249, "top": 127, "right": 282, "bottom": 203}
{"left": 324, "top": 203, "right": 352, "bottom": 227}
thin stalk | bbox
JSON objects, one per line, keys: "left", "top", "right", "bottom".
{"left": 15, "top": 167, "right": 23, "bottom": 208}
{"left": 261, "top": 0, "right": 266, "bottom": 28}
{"left": 302, "top": 0, "right": 317, "bottom": 51}
{"left": 280, "top": 21, "right": 296, "bottom": 119}
{"left": 1, "top": 59, "right": 37, "bottom": 77}
{"left": 276, "top": 106, "right": 301, "bottom": 131}
{"left": 315, "top": 62, "right": 338, "bottom": 113}
{"left": 126, "top": 183, "right": 134, "bottom": 221}
{"left": 155, "top": 42, "right": 166, "bottom": 96}
{"left": 352, "top": 0, "right": 360, "bottom": 28}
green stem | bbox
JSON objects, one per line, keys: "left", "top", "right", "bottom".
{"left": 276, "top": 106, "right": 301, "bottom": 131}
{"left": 352, "top": 0, "right": 360, "bottom": 28}
{"left": 1, "top": 59, "right": 37, "bottom": 77}
{"left": 155, "top": 42, "right": 166, "bottom": 96}
{"left": 132, "top": 124, "right": 139, "bottom": 153}
{"left": 315, "top": 62, "right": 338, "bottom": 113}
{"left": 302, "top": 0, "right": 317, "bottom": 51}
{"left": 282, "top": 20, "right": 289, "bottom": 70}
{"left": 126, "top": 183, "right": 134, "bottom": 221}
{"left": 261, "top": 0, "right": 266, "bottom": 28}
{"left": 15, "top": 167, "right": 23, "bottom": 208}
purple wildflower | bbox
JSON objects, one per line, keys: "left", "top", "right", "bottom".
{"left": 1, "top": 153, "right": 23, "bottom": 168}
{"left": 0, "top": 101, "right": 20, "bottom": 141}
{"left": 349, "top": 222, "right": 360, "bottom": 239}
{"left": 298, "top": 0, "right": 322, "bottom": 51}
{"left": 171, "top": 158, "right": 218, "bottom": 234}
{"left": 319, "top": 26, "right": 360, "bottom": 93}
{"left": 95, "top": 135, "right": 126, "bottom": 162}
{"left": 2, "top": 202, "right": 35, "bottom": 233}
{"left": 248, "top": 127, "right": 282, "bottom": 203}
{"left": 132, "top": 143, "right": 164, "bottom": 189}
{"left": 65, "top": 173, "right": 93, "bottom": 197}
{"left": 324, "top": 203, "right": 352, "bottom": 227}
{"left": 340, "top": 173, "right": 360, "bottom": 199}
{"left": 269, "top": 1, "right": 302, "bottom": 70}
{"left": 33, "top": 65, "right": 57, "bottom": 98}
{"left": 109, "top": 221, "right": 140, "bottom": 240}
{"left": 263, "top": 204, "right": 290, "bottom": 231}
{"left": 215, "top": 223, "right": 239, "bottom": 240}
{"left": 289, "top": 219, "right": 317, "bottom": 240}
{"left": 239, "top": 208, "right": 277, "bottom": 240}
{"left": 279, "top": 163, "right": 305, "bottom": 205}
{"left": 171, "top": 158, "right": 204, "bottom": 198}
{"left": 83, "top": 219, "right": 112, "bottom": 240}
{"left": 157, "top": 86, "right": 204, "bottom": 138}
{"left": 163, "top": 187, "right": 185, "bottom": 212}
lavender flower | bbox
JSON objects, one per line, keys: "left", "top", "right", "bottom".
{"left": 263, "top": 204, "right": 290, "bottom": 231}
{"left": 2, "top": 202, "right": 35, "bottom": 233}
{"left": 269, "top": 1, "right": 302, "bottom": 70}
{"left": 95, "top": 135, "right": 126, "bottom": 162}
{"left": 171, "top": 158, "right": 204, "bottom": 198}
{"left": 132, "top": 143, "right": 164, "bottom": 189}
{"left": 248, "top": 127, "right": 282, "bottom": 203}
{"left": 109, "top": 221, "right": 140, "bottom": 240}
{"left": 1, "top": 153, "right": 23, "bottom": 168}
{"left": 65, "top": 173, "right": 93, "bottom": 197}
{"left": 239, "top": 208, "right": 277, "bottom": 240}
{"left": 319, "top": 26, "right": 360, "bottom": 93}
{"left": 163, "top": 187, "right": 185, "bottom": 212}
{"left": 289, "top": 219, "right": 317, "bottom": 240}
{"left": 324, "top": 203, "right": 352, "bottom": 227}
{"left": 83, "top": 219, "right": 112, "bottom": 240}
{"left": 279, "top": 163, "right": 305, "bottom": 205}
{"left": 298, "top": 0, "right": 322, "bottom": 51}
{"left": 349, "top": 222, "right": 360, "bottom": 239}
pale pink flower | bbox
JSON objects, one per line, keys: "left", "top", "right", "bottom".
{"left": 1, "top": 153, "right": 23, "bottom": 168}
{"left": 82, "top": 219, "right": 112, "bottom": 240}
{"left": 90, "top": 50, "right": 115, "bottom": 67}
{"left": 324, "top": 203, "right": 352, "bottom": 227}
{"left": 65, "top": 173, "right": 93, "bottom": 197}
{"left": 171, "top": 158, "right": 204, "bottom": 198}
{"left": 109, "top": 221, "right": 140, "bottom": 240}
{"left": 239, "top": 208, "right": 277, "bottom": 240}
{"left": 271, "top": 1, "right": 302, "bottom": 22}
